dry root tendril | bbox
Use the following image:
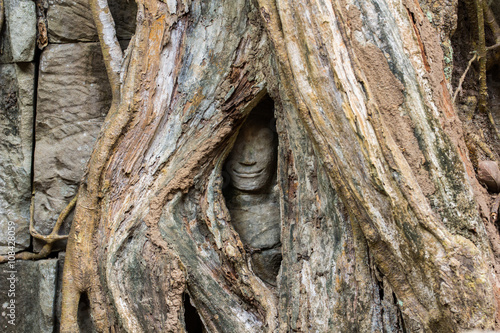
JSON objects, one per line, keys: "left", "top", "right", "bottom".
{"left": 0, "top": 195, "right": 77, "bottom": 263}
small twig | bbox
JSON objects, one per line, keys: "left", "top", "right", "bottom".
{"left": 487, "top": 43, "right": 500, "bottom": 51}
{"left": 491, "top": 195, "right": 500, "bottom": 223}
{"left": 453, "top": 53, "right": 477, "bottom": 105}
{"left": 0, "top": 194, "right": 78, "bottom": 263}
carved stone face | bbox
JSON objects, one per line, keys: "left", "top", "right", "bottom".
{"left": 225, "top": 118, "right": 276, "bottom": 192}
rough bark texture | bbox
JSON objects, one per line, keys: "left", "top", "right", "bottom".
{"left": 58, "top": 0, "right": 500, "bottom": 332}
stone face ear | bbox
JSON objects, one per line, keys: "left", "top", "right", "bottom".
{"left": 478, "top": 160, "right": 500, "bottom": 192}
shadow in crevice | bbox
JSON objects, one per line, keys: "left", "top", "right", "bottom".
{"left": 77, "top": 292, "right": 96, "bottom": 333}
{"left": 184, "top": 293, "right": 206, "bottom": 333}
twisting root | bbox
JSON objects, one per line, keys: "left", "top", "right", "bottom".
{"left": 0, "top": 194, "right": 78, "bottom": 263}
{"left": 30, "top": 195, "right": 77, "bottom": 242}
{"left": 487, "top": 43, "right": 500, "bottom": 51}
{"left": 453, "top": 53, "right": 477, "bottom": 106}
{"left": 484, "top": 2, "right": 500, "bottom": 45}
{"left": 471, "top": 0, "right": 500, "bottom": 140}
{"left": 468, "top": 132, "right": 497, "bottom": 160}
{"left": 90, "top": 0, "right": 123, "bottom": 103}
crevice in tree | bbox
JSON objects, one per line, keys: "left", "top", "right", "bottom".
{"left": 395, "top": 292, "right": 407, "bottom": 333}
{"left": 183, "top": 293, "right": 205, "bottom": 333}
{"left": 77, "top": 292, "right": 96, "bottom": 333}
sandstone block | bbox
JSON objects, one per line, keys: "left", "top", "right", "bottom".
{"left": 0, "top": 259, "right": 58, "bottom": 332}
{"left": 47, "top": 0, "right": 136, "bottom": 43}
{"left": 0, "top": 63, "right": 34, "bottom": 254}
{"left": 33, "top": 43, "right": 111, "bottom": 251}
{"left": 0, "top": 0, "right": 36, "bottom": 63}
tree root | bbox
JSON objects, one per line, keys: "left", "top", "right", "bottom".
{"left": 468, "top": 131, "right": 497, "bottom": 160}
{"left": 0, "top": 195, "right": 78, "bottom": 263}
{"left": 484, "top": 2, "right": 500, "bottom": 47}
{"left": 459, "top": 0, "right": 500, "bottom": 140}
{"left": 454, "top": 53, "right": 477, "bottom": 106}
{"left": 90, "top": 0, "right": 123, "bottom": 102}
{"left": 487, "top": 43, "right": 500, "bottom": 51}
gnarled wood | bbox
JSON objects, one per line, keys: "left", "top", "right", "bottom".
{"left": 58, "top": 0, "right": 500, "bottom": 331}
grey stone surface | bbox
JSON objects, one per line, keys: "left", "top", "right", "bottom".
{"left": 47, "top": 0, "right": 137, "bottom": 43}
{"left": 0, "top": 0, "right": 36, "bottom": 63}
{"left": 226, "top": 190, "right": 281, "bottom": 285}
{"left": 33, "top": 42, "right": 111, "bottom": 251}
{"left": 224, "top": 113, "right": 281, "bottom": 285}
{"left": 0, "top": 63, "right": 34, "bottom": 254}
{"left": 225, "top": 117, "right": 277, "bottom": 192}
{"left": 0, "top": 259, "right": 58, "bottom": 332}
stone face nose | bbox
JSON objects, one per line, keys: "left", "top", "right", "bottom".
{"left": 238, "top": 146, "right": 256, "bottom": 166}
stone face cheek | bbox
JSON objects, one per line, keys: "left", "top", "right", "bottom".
{"left": 0, "top": 63, "right": 34, "bottom": 254}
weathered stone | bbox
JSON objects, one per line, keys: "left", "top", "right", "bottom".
{"left": 0, "top": 63, "right": 34, "bottom": 254}
{"left": 224, "top": 110, "right": 281, "bottom": 285}
{"left": 0, "top": 0, "right": 36, "bottom": 63}
{"left": 0, "top": 259, "right": 58, "bottom": 332}
{"left": 33, "top": 43, "right": 111, "bottom": 251}
{"left": 225, "top": 117, "right": 277, "bottom": 191}
{"left": 478, "top": 160, "right": 500, "bottom": 192}
{"left": 47, "top": 0, "right": 136, "bottom": 43}
{"left": 226, "top": 192, "right": 281, "bottom": 249}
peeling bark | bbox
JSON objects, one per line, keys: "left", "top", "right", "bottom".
{"left": 59, "top": 0, "right": 499, "bottom": 332}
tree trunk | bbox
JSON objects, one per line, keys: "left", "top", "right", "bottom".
{"left": 59, "top": 0, "right": 499, "bottom": 332}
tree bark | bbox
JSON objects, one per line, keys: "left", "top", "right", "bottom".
{"left": 59, "top": 0, "right": 499, "bottom": 332}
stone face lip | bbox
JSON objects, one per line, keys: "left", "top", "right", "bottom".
{"left": 0, "top": 0, "right": 36, "bottom": 63}
{"left": 0, "top": 63, "right": 34, "bottom": 254}
{"left": 478, "top": 160, "right": 500, "bottom": 193}
{"left": 33, "top": 42, "right": 111, "bottom": 251}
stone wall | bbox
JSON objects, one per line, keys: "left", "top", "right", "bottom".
{"left": 0, "top": 0, "right": 135, "bottom": 331}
